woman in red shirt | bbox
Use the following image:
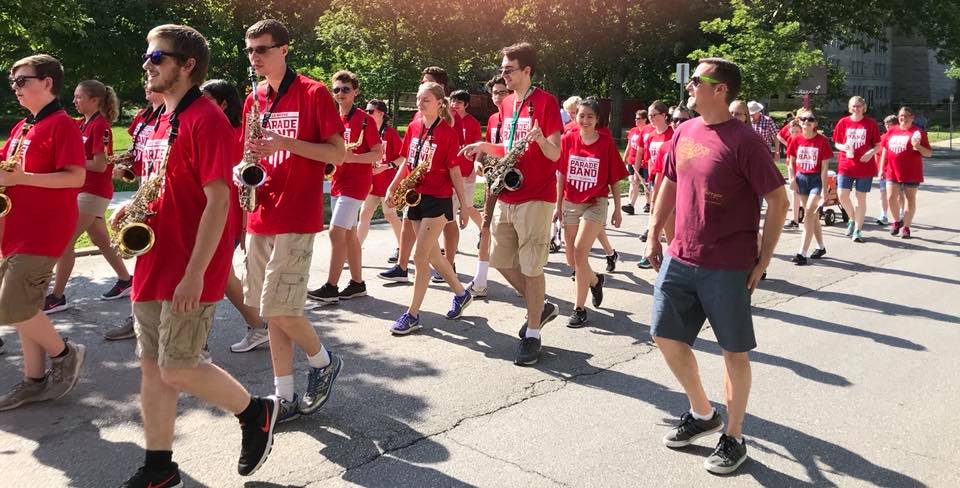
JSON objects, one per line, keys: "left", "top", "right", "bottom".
{"left": 786, "top": 109, "right": 832, "bottom": 265}
{"left": 637, "top": 100, "right": 674, "bottom": 269}
{"left": 874, "top": 115, "right": 902, "bottom": 225}
{"left": 880, "top": 106, "right": 932, "bottom": 239}
{"left": 358, "top": 99, "right": 404, "bottom": 253}
{"left": 45, "top": 80, "right": 132, "bottom": 314}
{"left": 622, "top": 109, "right": 649, "bottom": 215}
{"left": 833, "top": 96, "right": 882, "bottom": 243}
{"left": 385, "top": 82, "right": 470, "bottom": 335}
{"left": 554, "top": 98, "right": 628, "bottom": 326}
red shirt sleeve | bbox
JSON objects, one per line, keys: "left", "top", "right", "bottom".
{"left": 540, "top": 92, "right": 564, "bottom": 139}
{"left": 607, "top": 136, "right": 628, "bottom": 185}
{"left": 193, "top": 112, "right": 234, "bottom": 187}
{"left": 832, "top": 118, "right": 846, "bottom": 144}
{"left": 362, "top": 113, "right": 380, "bottom": 150}
{"left": 558, "top": 132, "right": 572, "bottom": 177}
{"left": 386, "top": 126, "right": 402, "bottom": 161}
{"left": 820, "top": 135, "right": 834, "bottom": 161}
{"left": 786, "top": 137, "right": 798, "bottom": 158}
{"left": 311, "top": 83, "right": 345, "bottom": 144}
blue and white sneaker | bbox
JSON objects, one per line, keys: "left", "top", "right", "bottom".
{"left": 277, "top": 393, "right": 301, "bottom": 423}
{"left": 300, "top": 353, "right": 343, "bottom": 415}
{"left": 390, "top": 312, "right": 421, "bottom": 335}
{"left": 379, "top": 265, "right": 410, "bottom": 283}
{"left": 445, "top": 290, "right": 473, "bottom": 320}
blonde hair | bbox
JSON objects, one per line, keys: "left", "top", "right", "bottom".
{"left": 563, "top": 96, "right": 582, "bottom": 112}
{"left": 419, "top": 82, "right": 453, "bottom": 126}
{"left": 848, "top": 95, "right": 867, "bottom": 112}
{"left": 77, "top": 80, "right": 119, "bottom": 122}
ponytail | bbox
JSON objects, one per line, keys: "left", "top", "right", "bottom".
{"left": 78, "top": 80, "right": 119, "bottom": 122}
{"left": 439, "top": 97, "right": 454, "bottom": 126}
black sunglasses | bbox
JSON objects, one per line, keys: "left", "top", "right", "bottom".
{"left": 332, "top": 87, "right": 352, "bottom": 94}
{"left": 798, "top": 116, "right": 816, "bottom": 122}
{"left": 243, "top": 44, "right": 283, "bottom": 56}
{"left": 9, "top": 75, "right": 44, "bottom": 88}
{"left": 142, "top": 51, "right": 185, "bottom": 65}
{"left": 365, "top": 108, "right": 376, "bottom": 114}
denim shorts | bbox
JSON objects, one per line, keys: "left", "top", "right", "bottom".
{"left": 795, "top": 172, "right": 822, "bottom": 196}
{"left": 837, "top": 174, "right": 873, "bottom": 193}
{"left": 878, "top": 177, "right": 887, "bottom": 192}
{"left": 651, "top": 255, "right": 756, "bottom": 352}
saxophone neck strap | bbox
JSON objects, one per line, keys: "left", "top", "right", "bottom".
{"left": 26, "top": 99, "right": 63, "bottom": 125}
{"left": 507, "top": 86, "right": 534, "bottom": 150}
{"left": 261, "top": 67, "right": 296, "bottom": 126}
{"left": 79, "top": 111, "right": 101, "bottom": 132}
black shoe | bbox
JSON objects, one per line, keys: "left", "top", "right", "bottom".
{"left": 518, "top": 302, "right": 560, "bottom": 338}
{"left": 605, "top": 251, "right": 619, "bottom": 273}
{"left": 378, "top": 265, "right": 410, "bottom": 283}
{"left": 567, "top": 308, "right": 587, "bottom": 328}
{"left": 794, "top": 254, "right": 808, "bottom": 266}
{"left": 338, "top": 280, "right": 367, "bottom": 300}
{"left": 570, "top": 270, "right": 576, "bottom": 281}
{"left": 387, "top": 248, "right": 399, "bottom": 264}
{"left": 237, "top": 396, "right": 278, "bottom": 476}
{"left": 307, "top": 283, "right": 339, "bottom": 303}
{"left": 809, "top": 248, "right": 826, "bottom": 259}
{"left": 515, "top": 336, "right": 541, "bottom": 366}
{"left": 783, "top": 219, "right": 799, "bottom": 229}
{"left": 621, "top": 203, "right": 635, "bottom": 215}
{"left": 639, "top": 230, "right": 648, "bottom": 242}
{"left": 704, "top": 434, "right": 748, "bottom": 474}
{"left": 101, "top": 277, "right": 133, "bottom": 300}
{"left": 760, "top": 272, "right": 767, "bottom": 281}
{"left": 590, "top": 273, "right": 605, "bottom": 308}
{"left": 662, "top": 410, "right": 724, "bottom": 448}
{"left": 642, "top": 203, "right": 651, "bottom": 213}
{"left": 120, "top": 463, "right": 183, "bottom": 487}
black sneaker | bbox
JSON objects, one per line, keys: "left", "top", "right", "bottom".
{"left": 567, "top": 307, "right": 587, "bottom": 328}
{"left": 120, "top": 462, "right": 183, "bottom": 487}
{"left": 338, "top": 280, "right": 367, "bottom": 300}
{"left": 378, "top": 265, "right": 410, "bottom": 283}
{"left": 621, "top": 203, "right": 635, "bottom": 215}
{"left": 662, "top": 410, "right": 724, "bottom": 447}
{"left": 387, "top": 248, "right": 399, "bottom": 264}
{"left": 237, "top": 396, "right": 278, "bottom": 476}
{"left": 783, "top": 219, "right": 799, "bottom": 229}
{"left": 518, "top": 302, "right": 560, "bottom": 338}
{"left": 590, "top": 273, "right": 605, "bottom": 308}
{"left": 794, "top": 254, "right": 808, "bottom": 266}
{"left": 102, "top": 277, "right": 133, "bottom": 300}
{"left": 810, "top": 247, "right": 827, "bottom": 259}
{"left": 639, "top": 230, "right": 648, "bottom": 242}
{"left": 570, "top": 270, "right": 576, "bottom": 282}
{"left": 704, "top": 434, "right": 748, "bottom": 474}
{"left": 605, "top": 251, "right": 619, "bottom": 273}
{"left": 307, "top": 283, "right": 340, "bottom": 303}
{"left": 514, "top": 336, "right": 541, "bottom": 366}
{"left": 642, "top": 203, "right": 651, "bottom": 213}
{"left": 43, "top": 294, "right": 69, "bottom": 314}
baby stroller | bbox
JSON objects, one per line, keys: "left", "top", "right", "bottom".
{"left": 798, "top": 170, "right": 849, "bottom": 226}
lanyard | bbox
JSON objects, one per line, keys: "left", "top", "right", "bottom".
{"left": 506, "top": 86, "right": 534, "bottom": 150}
{"left": 260, "top": 67, "right": 296, "bottom": 126}
{"left": 494, "top": 113, "right": 503, "bottom": 144}
{"left": 411, "top": 116, "right": 441, "bottom": 168}
{"left": 79, "top": 111, "right": 100, "bottom": 133}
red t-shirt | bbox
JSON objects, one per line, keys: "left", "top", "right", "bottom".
{"left": 624, "top": 126, "right": 643, "bottom": 165}
{"left": 127, "top": 107, "right": 159, "bottom": 176}
{"left": 833, "top": 116, "right": 882, "bottom": 178}
{"left": 559, "top": 130, "right": 628, "bottom": 204}
{"left": 1, "top": 109, "right": 85, "bottom": 257}
{"left": 787, "top": 133, "right": 833, "bottom": 174}
{"left": 495, "top": 87, "right": 564, "bottom": 204}
{"left": 486, "top": 112, "right": 504, "bottom": 144}
{"left": 242, "top": 73, "right": 344, "bottom": 235}
{"left": 777, "top": 123, "right": 791, "bottom": 144}
{"left": 563, "top": 120, "right": 578, "bottom": 134}
{"left": 132, "top": 95, "right": 235, "bottom": 303}
{"left": 882, "top": 125, "right": 930, "bottom": 183}
{"left": 664, "top": 117, "right": 785, "bottom": 271}
{"left": 399, "top": 116, "right": 459, "bottom": 198}
{"left": 370, "top": 124, "right": 402, "bottom": 198}
{"left": 331, "top": 108, "right": 379, "bottom": 200}
{"left": 645, "top": 126, "right": 674, "bottom": 180}
{"left": 78, "top": 113, "right": 114, "bottom": 199}
{"left": 453, "top": 112, "right": 483, "bottom": 178}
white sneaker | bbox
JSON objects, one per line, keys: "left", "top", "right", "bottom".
{"left": 466, "top": 280, "right": 487, "bottom": 298}
{"left": 230, "top": 326, "right": 269, "bottom": 353}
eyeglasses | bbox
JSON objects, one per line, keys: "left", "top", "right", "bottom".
{"left": 492, "top": 89, "right": 512, "bottom": 96}
{"left": 9, "top": 75, "right": 43, "bottom": 88}
{"left": 688, "top": 74, "right": 722, "bottom": 87}
{"left": 142, "top": 51, "right": 187, "bottom": 65}
{"left": 243, "top": 44, "right": 283, "bottom": 55}
{"left": 672, "top": 118, "right": 690, "bottom": 125}
{"left": 365, "top": 109, "right": 376, "bottom": 114}
{"left": 798, "top": 116, "right": 816, "bottom": 122}
{"left": 499, "top": 66, "right": 520, "bottom": 76}
{"left": 332, "top": 87, "right": 352, "bottom": 94}
{"left": 730, "top": 111, "right": 749, "bottom": 117}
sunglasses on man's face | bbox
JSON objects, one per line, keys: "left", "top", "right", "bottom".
{"left": 688, "top": 74, "right": 722, "bottom": 87}
{"left": 9, "top": 75, "right": 43, "bottom": 88}
{"left": 142, "top": 50, "right": 185, "bottom": 65}
{"left": 243, "top": 44, "right": 282, "bottom": 56}
{"left": 493, "top": 89, "right": 512, "bottom": 96}
{"left": 799, "top": 116, "right": 816, "bottom": 122}
{"left": 332, "top": 87, "right": 352, "bottom": 94}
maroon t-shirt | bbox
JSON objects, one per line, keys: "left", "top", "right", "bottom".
{"left": 664, "top": 117, "right": 785, "bottom": 271}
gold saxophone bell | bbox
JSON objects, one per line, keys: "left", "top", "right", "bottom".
{"left": 325, "top": 163, "right": 337, "bottom": 177}
{"left": 502, "top": 168, "right": 523, "bottom": 191}
{"left": 403, "top": 189, "right": 422, "bottom": 208}
{"left": 120, "top": 167, "right": 137, "bottom": 184}
{"left": 0, "top": 194, "right": 11, "bottom": 218}
{"left": 239, "top": 162, "right": 266, "bottom": 187}
{"left": 116, "top": 222, "right": 155, "bottom": 258}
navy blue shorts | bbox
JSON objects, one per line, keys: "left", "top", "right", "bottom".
{"left": 651, "top": 255, "right": 756, "bottom": 352}
{"left": 795, "top": 172, "right": 823, "bottom": 196}
{"left": 837, "top": 174, "right": 872, "bottom": 193}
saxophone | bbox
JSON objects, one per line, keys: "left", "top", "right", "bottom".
{"left": 389, "top": 138, "right": 435, "bottom": 212}
{"left": 238, "top": 68, "right": 267, "bottom": 212}
{"left": 327, "top": 110, "right": 366, "bottom": 176}
{"left": 0, "top": 123, "right": 32, "bottom": 218}
{"left": 109, "top": 150, "right": 138, "bottom": 183}
{"left": 478, "top": 105, "right": 533, "bottom": 195}
{"left": 111, "top": 122, "right": 179, "bottom": 259}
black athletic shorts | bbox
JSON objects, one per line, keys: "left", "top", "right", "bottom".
{"left": 407, "top": 194, "right": 454, "bottom": 222}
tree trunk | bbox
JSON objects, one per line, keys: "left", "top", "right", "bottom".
{"left": 609, "top": 69, "right": 625, "bottom": 140}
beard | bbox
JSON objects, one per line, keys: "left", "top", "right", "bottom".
{"left": 146, "top": 69, "right": 181, "bottom": 94}
{"left": 686, "top": 96, "right": 697, "bottom": 112}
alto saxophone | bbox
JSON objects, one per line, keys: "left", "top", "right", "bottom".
{"left": 327, "top": 111, "right": 366, "bottom": 176}
{"left": 112, "top": 122, "right": 179, "bottom": 259}
{"left": 109, "top": 150, "right": 138, "bottom": 183}
{"left": 0, "top": 122, "right": 32, "bottom": 218}
{"left": 478, "top": 105, "right": 534, "bottom": 195}
{"left": 238, "top": 68, "right": 267, "bottom": 212}
{"left": 389, "top": 138, "right": 435, "bottom": 212}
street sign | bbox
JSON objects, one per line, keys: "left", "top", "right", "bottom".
{"left": 676, "top": 63, "right": 690, "bottom": 85}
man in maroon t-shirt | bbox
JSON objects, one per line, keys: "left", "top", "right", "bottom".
{"left": 461, "top": 43, "right": 563, "bottom": 366}
{"left": 644, "top": 58, "right": 788, "bottom": 475}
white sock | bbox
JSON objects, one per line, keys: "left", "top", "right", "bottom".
{"left": 274, "top": 375, "right": 294, "bottom": 402}
{"left": 307, "top": 345, "right": 331, "bottom": 369}
{"left": 691, "top": 407, "right": 715, "bottom": 420}
{"left": 524, "top": 327, "right": 541, "bottom": 339}
{"left": 474, "top": 261, "right": 489, "bottom": 288}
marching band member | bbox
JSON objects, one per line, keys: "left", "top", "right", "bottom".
{"left": 357, "top": 99, "right": 403, "bottom": 253}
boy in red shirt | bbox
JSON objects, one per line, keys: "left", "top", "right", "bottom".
{"left": 0, "top": 54, "right": 87, "bottom": 412}
{"left": 622, "top": 109, "right": 650, "bottom": 215}
{"left": 308, "top": 70, "right": 381, "bottom": 304}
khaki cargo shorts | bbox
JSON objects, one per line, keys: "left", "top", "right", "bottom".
{"left": 490, "top": 200, "right": 554, "bottom": 277}
{"left": 562, "top": 198, "right": 608, "bottom": 226}
{"left": 0, "top": 254, "right": 57, "bottom": 324}
{"left": 243, "top": 233, "right": 314, "bottom": 318}
{"left": 133, "top": 301, "right": 216, "bottom": 369}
